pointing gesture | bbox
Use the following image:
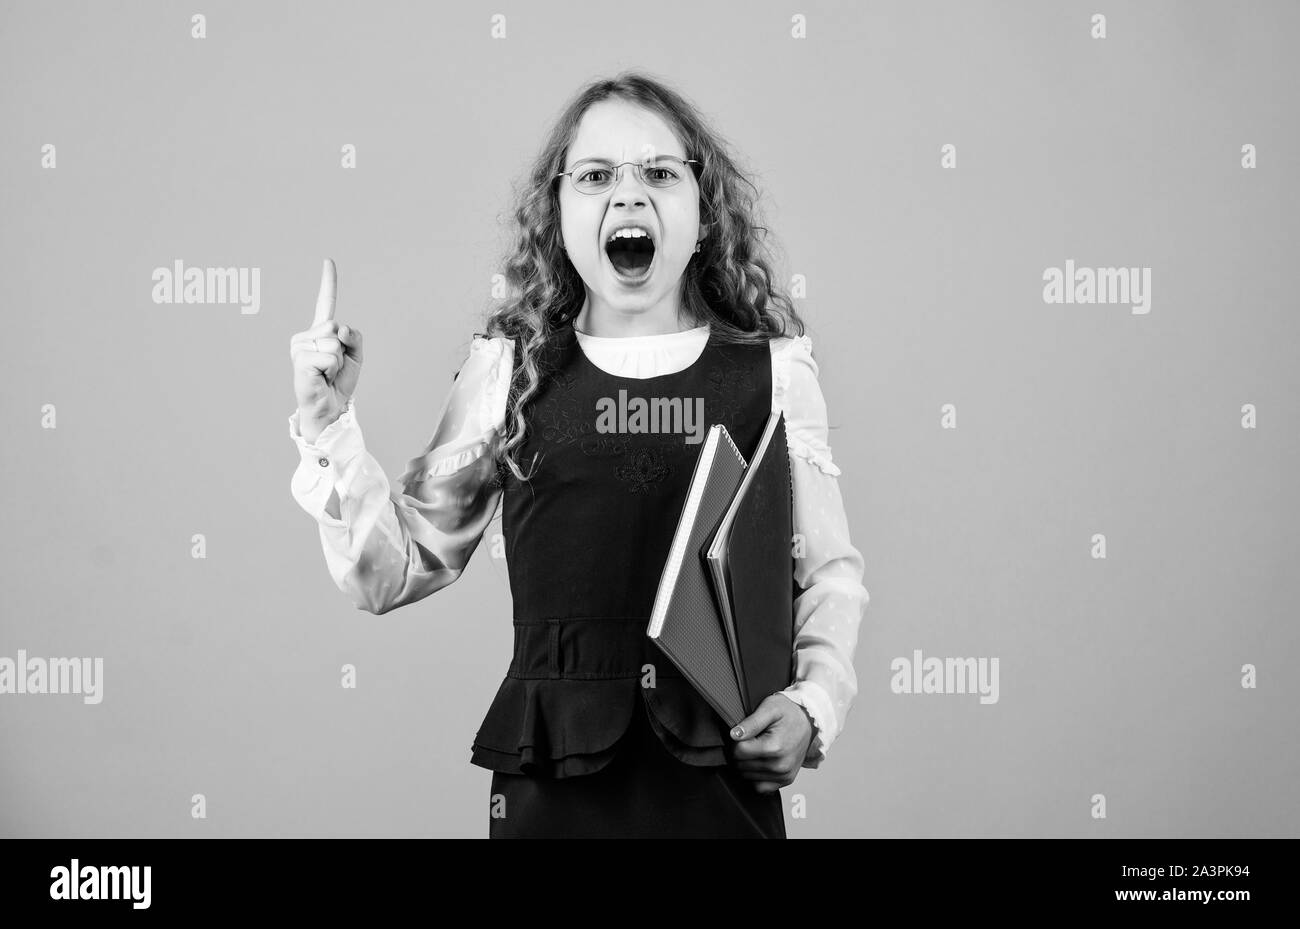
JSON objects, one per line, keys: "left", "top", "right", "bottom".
{"left": 313, "top": 257, "right": 338, "bottom": 326}
{"left": 290, "top": 258, "right": 364, "bottom": 444}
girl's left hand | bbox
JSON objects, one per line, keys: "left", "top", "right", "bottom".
{"left": 727, "top": 694, "right": 815, "bottom": 793}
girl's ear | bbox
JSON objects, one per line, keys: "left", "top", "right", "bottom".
{"left": 697, "top": 221, "right": 712, "bottom": 246}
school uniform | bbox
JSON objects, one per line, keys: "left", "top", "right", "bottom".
{"left": 472, "top": 322, "right": 785, "bottom": 838}
{"left": 287, "top": 320, "right": 869, "bottom": 839}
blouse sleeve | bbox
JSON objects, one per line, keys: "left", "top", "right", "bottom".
{"left": 770, "top": 334, "right": 869, "bottom": 769}
{"left": 287, "top": 335, "right": 514, "bottom": 614}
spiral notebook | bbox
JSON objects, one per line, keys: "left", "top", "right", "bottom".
{"left": 646, "top": 413, "right": 795, "bottom": 727}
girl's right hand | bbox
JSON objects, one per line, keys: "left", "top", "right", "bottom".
{"left": 289, "top": 259, "right": 364, "bottom": 444}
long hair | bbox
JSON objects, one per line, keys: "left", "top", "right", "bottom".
{"left": 482, "top": 70, "right": 807, "bottom": 483}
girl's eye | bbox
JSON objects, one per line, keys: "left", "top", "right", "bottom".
{"left": 648, "top": 168, "right": 677, "bottom": 182}
{"left": 578, "top": 169, "right": 609, "bottom": 184}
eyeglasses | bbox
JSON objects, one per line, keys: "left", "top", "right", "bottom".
{"left": 554, "top": 155, "right": 701, "bottom": 195}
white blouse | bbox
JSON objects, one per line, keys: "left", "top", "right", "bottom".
{"left": 287, "top": 324, "right": 868, "bottom": 769}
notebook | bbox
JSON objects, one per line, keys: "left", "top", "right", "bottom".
{"left": 646, "top": 425, "right": 749, "bottom": 727}
{"left": 704, "top": 411, "right": 795, "bottom": 715}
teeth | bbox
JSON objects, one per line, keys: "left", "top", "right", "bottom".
{"left": 607, "top": 227, "right": 651, "bottom": 244}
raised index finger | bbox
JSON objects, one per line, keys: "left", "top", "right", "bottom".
{"left": 312, "top": 258, "right": 337, "bottom": 325}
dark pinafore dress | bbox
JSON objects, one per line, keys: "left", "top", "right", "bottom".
{"left": 471, "top": 321, "right": 787, "bottom": 839}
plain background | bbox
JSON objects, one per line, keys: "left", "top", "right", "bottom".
{"left": 1, "top": 0, "right": 1297, "bottom": 838}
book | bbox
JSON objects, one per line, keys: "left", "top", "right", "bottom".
{"left": 647, "top": 413, "right": 796, "bottom": 727}
{"left": 646, "top": 425, "right": 749, "bottom": 727}
{"left": 704, "top": 411, "right": 794, "bottom": 715}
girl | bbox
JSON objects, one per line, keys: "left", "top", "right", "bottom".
{"left": 287, "top": 72, "right": 868, "bottom": 839}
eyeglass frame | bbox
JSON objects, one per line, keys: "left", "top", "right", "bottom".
{"left": 553, "top": 155, "right": 702, "bottom": 195}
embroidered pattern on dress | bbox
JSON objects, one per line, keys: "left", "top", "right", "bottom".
{"left": 705, "top": 348, "right": 759, "bottom": 438}
{"left": 535, "top": 368, "right": 590, "bottom": 446}
{"left": 615, "top": 443, "right": 673, "bottom": 494}
{"left": 580, "top": 433, "right": 631, "bottom": 458}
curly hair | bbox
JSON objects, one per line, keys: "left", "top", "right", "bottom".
{"left": 481, "top": 69, "right": 807, "bottom": 483}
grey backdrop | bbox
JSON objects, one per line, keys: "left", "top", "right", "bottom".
{"left": 1, "top": 0, "right": 1296, "bottom": 838}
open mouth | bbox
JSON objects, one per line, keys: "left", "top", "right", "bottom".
{"left": 605, "top": 231, "right": 656, "bottom": 280}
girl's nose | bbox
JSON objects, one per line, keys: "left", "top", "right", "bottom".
{"left": 610, "top": 165, "right": 649, "bottom": 205}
